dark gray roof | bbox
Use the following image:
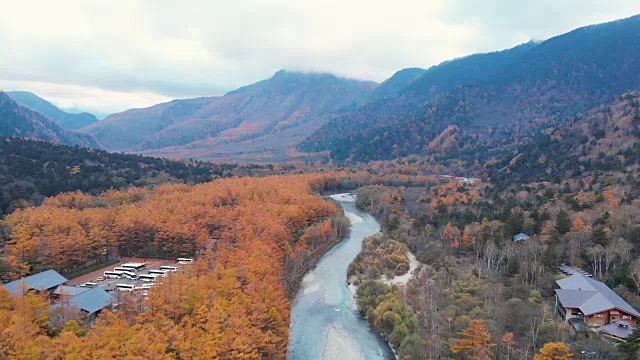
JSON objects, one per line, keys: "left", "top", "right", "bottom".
{"left": 556, "top": 273, "right": 640, "bottom": 317}
{"left": 3, "top": 270, "right": 68, "bottom": 296}
{"left": 53, "top": 287, "right": 113, "bottom": 314}
{"left": 599, "top": 321, "right": 634, "bottom": 339}
{"left": 556, "top": 289, "right": 596, "bottom": 308}
{"left": 557, "top": 273, "right": 596, "bottom": 291}
{"left": 54, "top": 285, "right": 90, "bottom": 297}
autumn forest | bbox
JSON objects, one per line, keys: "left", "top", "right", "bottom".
{"left": 2, "top": 9, "right": 640, "bottom": 360}
{"left": 0, "top": 174, "right": 347, "bottom": 358}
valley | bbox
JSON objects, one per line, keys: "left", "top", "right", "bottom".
{"left": 0, "top": 8, "right": 640, "bottom": 360}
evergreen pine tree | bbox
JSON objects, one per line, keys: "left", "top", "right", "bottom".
{"left": 555, "top": 210, "right": 571, "bottom": 235}
{"left": 591, "top": 226, "right": 609, "bottom": 247}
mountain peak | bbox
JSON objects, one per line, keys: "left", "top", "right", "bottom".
{"left": 270, "top": 69, "right": 337, "bottom": 80}
{"left": 84, "top": 71, "right": 377, "bottom": 160}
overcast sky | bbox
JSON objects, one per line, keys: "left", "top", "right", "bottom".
{"left": 1, "top": 0, "right": 639, "bottom": 116}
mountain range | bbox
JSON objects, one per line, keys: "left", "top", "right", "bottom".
{"left": 1, "top": 14, "right": 639, "bottom": 166}
{"left": 81, "top": 70, "right": 377, "bottom": 161}
{"left": 298, "top": 14, "right": 640, "bottom": 163}
{"left": 7, "top": 91, "right": 99, "bottom": 130}
{"left": 0, "top": 92, "right": 97, "bottom": 148}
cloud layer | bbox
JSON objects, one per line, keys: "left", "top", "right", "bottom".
{"left": 1, "top": 0, "right": 639, "bottom": 115}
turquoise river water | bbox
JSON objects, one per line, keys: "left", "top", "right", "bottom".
{"left": 287, "top": 194, "right": 394, "bottom": 360}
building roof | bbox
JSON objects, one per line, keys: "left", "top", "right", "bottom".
{"left": 3, "top": 270, "right": 68, "bottom": 296}
{"left": 53, "top": 287, "right": 113, "bottom": 314}
{"left": 599, "top": 321, "right": 634, "bottom": 339}
{"left": 556, "top": 289, "right": 597, "bottom": 308}
{"left": 513, "top": 233, "right": 530, "bottom": 241}
{"left": 558, "top": 264, "right": 593, "bottom": 277}
{"left": 54, "top": 285, "right": 91, "bottom": 297}
{"left": 556, "top": 273, "right": 640, "bottom": 317}
{"left": 556, "top": 273, "right": 597, "bottom": 291}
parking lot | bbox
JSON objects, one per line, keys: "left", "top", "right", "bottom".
{"left": 67, "top": 257, "right": 188, "bottom": 292}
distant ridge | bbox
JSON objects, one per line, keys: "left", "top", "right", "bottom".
{"left": 81, "top": 70, "right": 377, "bottom": 161}
{"left": 8, "top": 91, "right": 99, "bottom": 129}
{"left": 0, "top": 91, "right": 98, "bottom": 148}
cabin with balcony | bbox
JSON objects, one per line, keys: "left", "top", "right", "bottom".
{"left": 555, "top": 272, "right": 640, "bottom": 332}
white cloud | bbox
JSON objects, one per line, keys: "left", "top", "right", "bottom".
{"left": 0, "top": 79, "right": 172, "bottom": 116}
{"left": 0, "top": 0, "right": 639, "bottom": 115}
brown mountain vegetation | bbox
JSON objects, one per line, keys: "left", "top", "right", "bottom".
{"left": 0, "top": 174, "right": 347, "bottom": 358}
{"left": 299, "top": 15, "right": 640, "bottom": 164}
{"left": 82, "top": 70, "right": 376, "bottom": 162}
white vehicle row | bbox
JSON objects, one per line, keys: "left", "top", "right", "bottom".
{"left": 115, "top": 283, "right": 156, "bottom": 292}
{"left": 105, "top": 269, "right": 167, "bottom": 281}
{"left": 102, "top": 259, "right": 193, "bottom": 291}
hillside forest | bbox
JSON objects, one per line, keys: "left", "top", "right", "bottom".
{"left": 0, "top": 136, "right": 277, "bottom": 215}
{"left": 350, "top": 162, "right": 639, "bottom": 359}
{"left": 0, "top": 174, "right": 352, "bottom": 358}
{"left": 0, "top": 12, "right": 640, "bottom": 360}
{"left": 0, "top": 91, "right": 638, "bottom": 359}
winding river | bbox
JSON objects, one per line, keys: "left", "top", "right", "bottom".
{"left": 287, "top": 194, "right": 394, "bottom": 360}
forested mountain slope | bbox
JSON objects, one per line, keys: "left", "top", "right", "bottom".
{"left": 0, "top": 92, "right": 97, "bottom": 148}
{"left": 489, "top": 91, "right": 640, "bottom": 184}
{"left": 370, "top": 67, "right": 426, "bottom": 100}
{"left": 7, "top": 91, "right": 98, "bottom": 129}
{"left": 300, "top": 15, "right": 640, "bottom": 162}
{"left": 82, "top": 70, "right": 377, "bottom": 161}
{"left": 0, "top": 136, "right": 261, "bottom": 214}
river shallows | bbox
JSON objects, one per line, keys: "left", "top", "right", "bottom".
{"left": 287, "top": 194, "right": 393, "bottom": 360}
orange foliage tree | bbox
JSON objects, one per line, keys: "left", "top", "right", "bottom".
{"left": 500, "top": 332, "right": 516, "bottom": 360}
{"left": 534, "top": 342, "right": 573, "bottom": 360}
{"left": 571, "top": 216, "right": 585, "bottom": 231}
{"left": 450, "top": 319, "right": 496, "bottom": 359}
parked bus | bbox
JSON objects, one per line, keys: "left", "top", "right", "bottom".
{"left": 159, "top": 265, "right": 178, "bottom": 272}
{"left": 148, "top": 269, "right": 168, "bottom": 277}
{"left": 138, "top": 274, "right": 157, "bottom": 282}
{"left": 177, "top": 258, "right": 194, "bottom": 264}
{"left": 121, "top": 263, "right": 146, "bottom": 272}
{"left": 114, "top": 267, "right": 130, "bottom": 273}
{"left": 80, "top": 282, "right": 98, "bottom": 288}
{"left": 119, "top": 271, "right": 137, "bottom": 280}
{"left": 104, "top": 271, "right": 122, "bottom": 279}
{"left": 115, "top": 284, "right": 136, "bottom": 291}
